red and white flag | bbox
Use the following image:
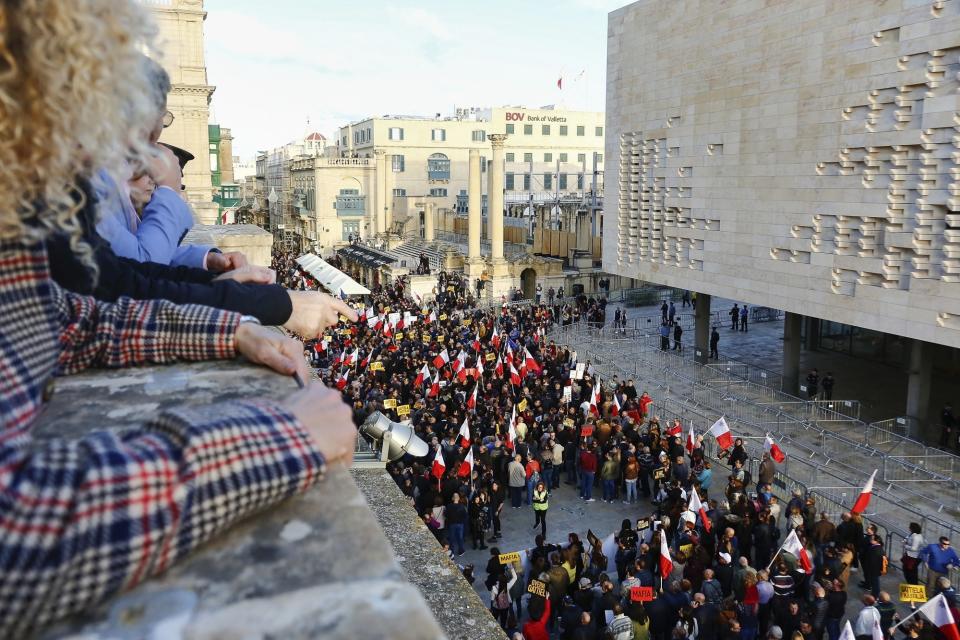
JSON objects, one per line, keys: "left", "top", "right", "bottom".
{"left": 707, "top": 416, "right": 734, "bottom": 450}
{"left": 332, "top": 349, "right": 345, "bottom": 368}
{"left": 414, "top": 363, "right": 430, "bottom": 387}
{"left": 523, "top": 348, "right": 542, "bottom": 374}
{"left": 456, "top": 365, "right": 468, "bottom": 383}
{"left": 428, "top": 372, "right": 441, "bottom": 398}
{"left": 611, "top": 393, "right": 621, "bottom": 417}
{"left": 335, "top": 369, "right": 349, "bottom": 391}
{"left": 782, "top": 529, "right": 813, "bottom": 573}
{"left": 467, "top": 383, "right": 479, "bottom": 410}
{"left": 433, "top": 348, "right": 450, "bottom": 369}
{"left": 458, "top": 447, "right": 474, "bottom": 478}
{"left": 505, "top": 343, "right": 514, "bottom": 366}
{"left": 474, "top": 359, "right": 484, "bottom": 379}
{"left": 509, "top": 363, "right": 521, "bottom": 386}
{"left": 472, "top": 333, "right": 481, "bottom": 352}
{"left": 765, "top": 434, "right": 786, "bottom": 463}
{"left": 659, "top": 529, "right": 673, "bottom": 578}
{"left": 686, "top": 424, "right": 696, "bottom": 454}
{"left": 494, "top": 355, "right": 504, "bottom": 377}
{"left": 491, "top": 327, "right": 501, "bottom": 350}
{"left": 838, "top": 621, "right": 856, "bottom": 640}
{"left": 343, "top": 348, "right": 358, "bottom": 367}
{"left": 431, "top": 447, "right": 446, "bottom": 479}
{"left": 458, "top": 418, "right": 471, "bottom": 448}
{"left": 505, "top": 406, "right": 517, "bottom": 450}
{"left": 919, "top": 594, "right": 960, "bottom": 640}
{"left": 688, "top": 489, "right": 711, "bottom": 533}
{"left": 427, "top": 310, "right": 437, "bottom": 324}
{"left": 452, "top": 351, "right": 466, "bottom": 373}
{"left": 851, "top": 469, "right": 877, "bottom": 514}
{"left": 368, "top": 314, "right": 381, "bottom": 330}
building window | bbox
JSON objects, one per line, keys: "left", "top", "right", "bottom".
{"left": 365, "top": 128, "right": 372, "bottom": 142}
{"left": 342, "top": 136, "right": 347, "bottom": 146}
{"left": 429, "top": 188, "right": 448, "bottom": 197}
{"left": 393, "top": 188, "right": 407, "bottom": 196}
{"left": 576, "top": 125, "right": 585, "bottom": 136}
{"left": 392, "top": 155, "right": 405, "bottom": 172}
{"left": 523, "top": 124, "right": 533, "bottom": 135}
{"left": 544, "top": 153, "right": 553, "bottom": 163}
{"left": 595, "top": 126, "right": 604, "bottom": 136}
{"left": 577, "top": 153, "right": 586, "bottom": 163}
{"left": 559, "top": 153, "right": 568, "bottom": 162}
{"left": 481, "top": 157, "right": 487, "bottom": 172}
{"left": 388, "top": 127, "right": 404, "bottom": 141}
{"left": 209, "top": 151, "right": 218, "bottom": 172}
{"left": 544, "top": 173, "right": 553, "bottom": 190}
{"left": 506, "top": 152, "right": 515, "bottom": 162}
{"left": 596, "top": 153, "right": 603, "bottom": 163}
{"left": 523, "top": 152, "right": 533, "bottom": 163}
{"left": 523, "top": 173, "right": 531, "bottom": 190}
{"left": 577, "top": 173, "right": 584, "bottom": 189}
{"left": 506, "top": 172, "right": 515, "bottom": 190}
{"left": 427, "top": 153, "right": 450, "bottom": 180}
{"left": 472, "top": 130, "right": 486, "bottom": 142}
{"left": 506, "top": 123, "right": 515, "bottom": 134}
{"left": 542, "top": 125, "right": 551, "bottom": 135}
{"left": 559, "top": 125, "right": 568, "bottom": 136}
{"left": 431, "top": 128, "right": 446, "bottom": 142}
{"left": 335, "top": 189, "right": 366, "bottom": 217}
{"left": 559, "top": 174, "right": 568, "bottom": 190}
{"left": 342, "top": 220, "right": 360, "bottom": 242}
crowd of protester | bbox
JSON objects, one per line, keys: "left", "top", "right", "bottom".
{"left": 297, "top": 264, "right": 960, "bottom": 640}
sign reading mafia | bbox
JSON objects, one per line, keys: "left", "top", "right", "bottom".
{"left": 505, "top": 111, "right": 568, "bottom": 123}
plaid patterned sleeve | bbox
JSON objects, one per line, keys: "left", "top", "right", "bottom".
{"left": 54, "top": 288, "right": 241, "bottom": 374}
{"left": 0, "top": 399, "right": 325, "bottom": 636}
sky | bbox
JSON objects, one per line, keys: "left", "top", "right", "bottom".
{"left": 201, "top": 0, "right": 627, "bottom": 158}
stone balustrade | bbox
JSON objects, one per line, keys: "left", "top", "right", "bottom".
{"left": 183, "top": 223, "right": 273, "bottom": 267}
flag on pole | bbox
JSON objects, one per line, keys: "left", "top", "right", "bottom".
{"left": 472, "top": 333, "right": 481, "bottom": 352}
{"left": 688, "top": 489, "right": 711, "bottom": 533}
{"left": 458, "top": 418, "right": 471, "bottom": 448}
{"left": 523, "top": 347, "right": 542, "bottom": 374}
{"left": 851, "top": 469, "right": 877, "bottom": 514}
{"left": 428, "top": 372, "right": 440, "bottom": 398}
{"left": 872, "top": 618, "right": 885, "bottom": 640}
{"left": 414, "top": 363, "right": 430, "bottom": 388}
{"left": 433, "top": 348, "right": 450, "bottom": 369}
{"left": 506, "top": 406, "right": 517, "bottom": 450}
{"left": 452, "top": 350, "right": 466, "bottom": 373}
{"left": 474, "top": 358, "right": 484, "bottom": 380}
{"left": 491, "top": 327, "right": 501, "bottom": 350}
{"left": 509, "top": 363, "right": 521, "bottom": 386}
{"left": 589, "top": 379, "right": 601, "bottom": 416}
{"left": 505, "top": 343, "right": 514, "bottom": 366}
{"left": 494, "top": 355, "right": 504, "bottom": 377}
{"left": 707, "top": 416, "right": 734, "bottom": 450}
{"left": 918, "top": 594, "right": 960, "bottom": 640}
{"left": 765, "top": 434, "right": 786, "bottom": 463}
{"left": 467, "top": 383, "right": 478, "bottom": 410}
{"left": 611, "top": 393, "right": 621, "bottom": 417}
{"left": 458, "top": 447, "right": 474, "bottom": 478}
{"left": 332, "top": 349, "right": 345, "bottom": 368}
{"left": 838, "top": 621, "right": 856, "bottom": 640}
{"left": 427, "top": 310, "right": 437, "bottom": 324}
{"left": 557, "top": 75, "right": 563, "bottom": 90}
{"left": 782, "top": 529, "right": 813, "bottom": 573}
{"left": 431, "top": 447, "right": 446, "bottom": 479}
{"left": 659, "top": 529, "right": 673, "bottom": 578}
{"left": 335, "top": 369, "right": 349, "bottom": 391}
{"left": 686, "top": 424, "right": 696, "bottom": 454}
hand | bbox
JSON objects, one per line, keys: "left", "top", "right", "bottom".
{"left": 214, "top": 265, "right": 276, "bottom": 285}
{"left": 283, "top": 384, "right": 356, "bottom": 466}
{"left": 207, "top": 251, "right": 249, "bottom": 273}
{"left": 284, "top": 290, "right": 360, "bottom": 338}
{"left": 235, "top": 322, "right": 308, "bottom": 382}
{"left": 147, "top": 144, "right": 183, "bottom": 191}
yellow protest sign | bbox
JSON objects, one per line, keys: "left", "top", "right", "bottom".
{"left": 439, "top": 314, "right": 448, "bottom": 321}
{"left": 383, "top": 306, "right": 391, "bottom": 313}
{"left": 563, "top": 418, "right": 575, "bottom": 427}
{"left": 447, "top": 285, "right": 455, "bottom": 292}
{"left": 396, "top": 404, "right": 411, "bottom": 416}
{"left": 395, "top": 332, "right": 404, "bottom": 340}
{"left": 518, "top": 399, "right": 528, "bottom": 412}
{"left": 899, "top": 584, "right": 926, "bottom": 603}
{"left": 423, "top": 334, "right": 431, "bottom": 343}
{"left": 438, "top": 335, "right": 446, "bottom": 342}
{"left": 498, "top": 552, "right": 521, "bottom": 565}
{"left": 383, "top": 398, "right": 397, "bottom": 409}
{"left": 463, "top": 318, "right": 472, "bottom": 326}
{"left": 527, "top": 579, "right": 547, "bottom": 598}
{"left": 339, "top": 328, "right": 352, "bottom": 335}
{"left": 369, "top": 361, "right": 384, "bottom": 372}
{"left": 485, "top": 352, "right": 496, "bottom": 362}
{"left": 679, "top": 544, "right": 693, "bottom": 557}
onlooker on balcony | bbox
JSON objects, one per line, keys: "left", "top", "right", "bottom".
{"left": 0, "top": 1, "right": 356, "bottom": 635}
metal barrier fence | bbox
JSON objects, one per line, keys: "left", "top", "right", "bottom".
{"left": 869, "top": 416, "right": 918, "bottom": 439}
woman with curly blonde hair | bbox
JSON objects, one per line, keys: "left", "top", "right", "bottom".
{"left": 0, "top": 1, "right": 357, "bottom": 634}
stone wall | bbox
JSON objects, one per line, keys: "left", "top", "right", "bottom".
{"left": 183, "top": 223, "right": 273, "bottom": 267}
{"left": 604, "top": 0, "right": 960, "bottom": 348}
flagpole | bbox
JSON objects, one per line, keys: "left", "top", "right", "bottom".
{"left": 765, "top": 541, "right": 787, "bottom": 573}
{"left": 889, "top": 601, "right": 928, "bottom": 631}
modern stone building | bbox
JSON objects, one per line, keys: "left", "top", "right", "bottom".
{"left": 604, "top": 0, "right": 960, "bottom": 427}
{"left": 146, "top": 0, "right": 218, "bottom": 223}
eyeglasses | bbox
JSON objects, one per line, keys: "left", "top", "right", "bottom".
{"left": 162, "top": 110, "right": 175, "bottom": 128}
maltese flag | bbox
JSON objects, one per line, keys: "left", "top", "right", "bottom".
{"left": 509, "top": 363, "right": 521, "bottom": 386}
{"left": 494, "top": 355, "right": 504, "bottom": 377}
{"left": 686, "top": 424, "right": 696, "bottom": 454}
{"left": 414, "top": 363, "right": 430, "bottom": 388}
{"left": 505, "top": 406, "right": 518, "bottom": 450}
{"left": 335, "top": 370, "right": 349, "bottom": 391}
{"left": 467, "top": 383, "right": 479, "bottom": 410}
{"left": 919, "top": 594, "right": 960, "bottom": 640}
{"left": 851, "top": 469, "right": 878, "bottom": 515}
{"left": 589, "top": 380, "right": 601, "bottom": 417}
{"left": 431, "top": 447, "right": 446, "bottom": 480}
{"left": 426, "top": 310, "right": 437, "bottom": 324}
{"left": 765, "top": 434, "right": 786, "bottom": 463}
{"left": 523, "top": 348, "right": 542, "bottom": 374}
{"left": 838, "top": 621, "right": 856, "bottom": 640}
{"left": 457, "top": 447, "right": 474, "bottom": 478}
{"left": 611, "top": 393, "right": 621, "bottom": 417}
{"left": 472, "top": 333, "right": 481, "bottom": 352}
{"left": 474, "top": 358, "right": 484, "bottom": 380}
{"left": 491, "top": 327, "right": 501, "bottom": 350}
{"left": 688, "top": 489, "right": 711, "bottom": 533}
{"left": 428, "top": 372, "right": 441, "bottom": 398}
{"left": 707, "top": 416, "right": 734, "bottom": 450}
{"left": 505, "top": 343, "right": 514, "bottom": 366}
{"left": 458, "top": 418, "right": 471, "bottom": 448}
{"left": 658, "top": 529, "right": 673, "bottom": 579}
{"left": 452, "top": 351, "right": 466, "bottom": 373}
{"left": 782, "top": 529, "right": 813, "bottom": 573}
{"left": 433, "top": 348, "right": 450, "bottom": 369}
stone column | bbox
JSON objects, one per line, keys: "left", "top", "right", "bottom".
{"left": 783, "top": 312, "right": 802, "bottom": 396}
{"left": 694, "top": 293, "right": 712, "bottom": 365}
{"left": 423, "top": 200, "right": 435, "bottom": 242}
{"left": 905, "top": 338, "right": 932, "bottom": 437}
{"left": 383, "top": 155, "right": 394, "bottom": 234}
{"left": 372, "top": 150, "right": 386, "bottom": 235}
{"left": 487, "top": 134, "right": 507, "bottom": 262}
{"left": 467, "top": 149, "right": 482, "bottom": 260}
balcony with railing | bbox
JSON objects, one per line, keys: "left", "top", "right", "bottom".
{"left": 335, "top": 194, "right": 367, "bottom": 216}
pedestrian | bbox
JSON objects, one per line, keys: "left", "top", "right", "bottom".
{"left": 730, "top": 304, "right": 740, "bottom": 331}
{"left": 536, "top": 283, "right": 543, "bottom": 304}
{"left": 674, "top": 323, "right": 684, "bottom": 351}
{"left": 532, "top": 480, "right": 550, "bottom": 539}
{"left": 821, "top": 373, "right": 835, "bottom": 400}
{"left": 901, "top": 522, "right": 924, "bottom": 588}
{"left": 710, "top": 327, "right": 720, "bottom": 359}
{"left": 805, "top": 369, "right": 819, "bottom": 400}
{"left": 921, "top": 536, "right": 959, "bottom": 593}
{"left": 941, "top": 404, "right": 956, "bottom": 450}
{"left": 669, "top": 302, "right": 677, "bottom": 326}
{"left": 580, "top": 445, "right": 598, "bottom": 502}
{"left": 740, "top": 305, "right": 748, "bottom": 332}
{"left": 508, "top": 454, "right": 526, "bottom": 509}
{"left": 490, "top": 565, "right": 519, "bottom": 629}
{"left": 446, "top": 492, "right": 468, "bottom": 557}
{"left": 662, "top": 301, "right": 669, "bottom": 322}
{"left": 852, "top": 595, "right": 880, "bottom": 640}
{"left": 661, "top": 322, "right": 671, "bottom": 350}
{"left": 682, "top": 290, "right": 691, "bottom": 308}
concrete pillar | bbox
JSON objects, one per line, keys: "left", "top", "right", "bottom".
{"left": 805, "top": 316, "right": 820, "bottom": 351}
{"left": 906, "top": 339, "right": 932, "bottom": 432}
{"left": 423, "top": 200, "right": 434, "bottom": 242}
{"left": 694, "top": 293, "right": 712, "bottom": 364}
{"left": 487, "top": 134, "right": 507, "bottom": 262}
{"left": 372, "top": 150, "right": 385, "bottom": 235}
{"left": 383, "top": 155, "right": 394, "bottom": 234}
{"left": 783, "top": 312, "right": 803, "bottom": 396}
{"left": 467, "top": 149, "right": 482, "bottom": 260}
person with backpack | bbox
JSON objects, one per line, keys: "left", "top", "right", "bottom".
{"left": 532, "top": 480, "right": 550, "bottom": 538}
{"left": 490, "top": 564, "right": 518, "bottom": 629}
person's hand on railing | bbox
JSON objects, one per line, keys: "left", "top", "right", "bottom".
{"left": 236, "top": 322, "right": 310, "bottom": 381}
{"left": 284, "top": 383, "right": 356, "bottom": 467}
{"left": 213, "top": 265, "right": 276, "bottom": 285}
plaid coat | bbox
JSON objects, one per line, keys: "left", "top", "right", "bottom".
{"left": 0, "top": 238, "right": 325, "bottom": 635}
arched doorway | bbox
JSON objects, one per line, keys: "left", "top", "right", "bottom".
{"left": 520, "top": 268, "right": 537, "bottom": 300}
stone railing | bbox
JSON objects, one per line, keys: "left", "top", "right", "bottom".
{"left": 183, "top": 223, "right": 273, "bottom": 267}
{"left": 30, "top": 359, "right": 501, "bottom": 639}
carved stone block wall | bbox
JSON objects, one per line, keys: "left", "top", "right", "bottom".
{"left": 605, "top": 0, "right": 960, "bottom": 348}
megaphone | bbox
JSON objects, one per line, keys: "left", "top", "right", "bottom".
{"left": 360, "top": 411, "right": 429, "bottom": 461}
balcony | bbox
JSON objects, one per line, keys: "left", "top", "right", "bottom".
{"left": 335, "top": 194, "right": 367, "bottom": 216}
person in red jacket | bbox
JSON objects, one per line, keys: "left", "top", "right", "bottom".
{"left": 521, "top": 594, "right": 551, "bottom": 640}
{"left": 579, "top": 445, "right": 598, "bottom": 502}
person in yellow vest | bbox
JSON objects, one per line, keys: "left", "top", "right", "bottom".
{"left": 532, "top": 480, "right": 550, "bottom": 538}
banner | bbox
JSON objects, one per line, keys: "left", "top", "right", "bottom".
{"left": 630, "top": 586, "right": 654, "bottom": 602}
{"left": 581, "top": 425, "right": 595, "bottom": 437}
{"left": 396, "top": 404, "right": 411, "bottom": 417}
{"left": 527, "top": 579, "right": 547, "bottom": 598}
{"left": 383, "top": 398, "right": 397, "bottom": 409}
{"left": 499, "top": 552, "right": 521, "bottom": 565}
{"left": 370, "top": 361, "right": 385, "bottom": 372}
{"left": 899, "top": 584, "right": 926, "bottom": 603}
